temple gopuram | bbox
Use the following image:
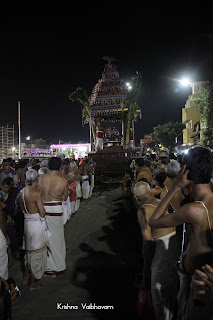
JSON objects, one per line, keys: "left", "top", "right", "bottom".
{"left": 89, "top": 63, "right": 128, "bottom": 120}
{"left": 87, "top": 58, "right": 142, "bottom": 181}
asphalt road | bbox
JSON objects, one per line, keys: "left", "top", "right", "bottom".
{"left": 9, "top": 187, "right": 142, "bottom": 320}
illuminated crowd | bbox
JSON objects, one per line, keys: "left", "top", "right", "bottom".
{"left": 0, "top": 155, "right": 96, "bottom": 319}
{"left": 122, "top": 147, "right": 213, "bottom": 320}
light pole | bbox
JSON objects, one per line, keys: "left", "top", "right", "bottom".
{"left": 18, "top": 101, "right": 21, "bottom": 159}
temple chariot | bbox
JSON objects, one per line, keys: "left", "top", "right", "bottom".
{"left": 70, "top": 57, "right": 142, "bottom": 185}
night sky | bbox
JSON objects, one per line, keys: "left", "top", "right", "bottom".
{"left": 1, "top": 2, "right": 213, "bottom": 145}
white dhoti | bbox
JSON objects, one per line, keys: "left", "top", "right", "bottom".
{"left": 24, "top": 213, "right": 48, "bottom": 279}
{"left": 0, "top": 229, "right": 8, "bottom": 280}
{"left": 75, "top": 181, "right": 81, "bottom": 212}
{"left": 82, "top": 175, "right": 90, "bottom": 199}
{"left": 96, "top": 131, "right": 104, "bottom": 150}
{"left": 96, "top": 137, "right": 103, "bottom": 150}
{"left": 43, "top": 201, "right": 66, "bottom": 274}
{"left": 89, "top": 174, "right": 95, "bottom": 197}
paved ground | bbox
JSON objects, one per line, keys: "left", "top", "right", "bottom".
{"left": 9, "top": 187, "right": 142, "bottom": 320}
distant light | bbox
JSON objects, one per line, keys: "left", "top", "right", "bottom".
{"left": 12, "top": 147, "right": 16, "bottom": 151}
{"left": 26, "top": 136, "right": 31, "bottom": 140}
{"left": 126, "top": 82, "right": 130, "bottom": 86}
{"left": 128, "top": 85, "right": 132, "bottom": 90}
{"left": 183, "top": 149, "right": 189, "bottom": 154}
{"left": 180, "top": 78, "right": 190, "bottom": 86}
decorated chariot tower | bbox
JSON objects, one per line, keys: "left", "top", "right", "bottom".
{"left": 88, "top": 57, "right": 141, "bottom": 150}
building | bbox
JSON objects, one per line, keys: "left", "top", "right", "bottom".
{"left": 182, "top": 82, "right": 204, "bottom": 145}
{"left": 0, "top": 124, "right": 15, "bottom": 158}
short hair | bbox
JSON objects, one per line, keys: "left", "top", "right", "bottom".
{"left": 167, "top": 160, "right": 181, "bottom": 179}
{"left": 135, "top": 158, "right": 145, "bottom": 167}
{"left": 3, "top": 162, "right": 10, "bottom": 168}
{"left": 158, "top": 151, "right": 170, "bottom": 165}
{"left": 133, "top": 181, "right": 150, "bottom": 199}
{"left": 63, "top": 158, "right": 71, "bottom": 166}
{"left": 41, "top": 159, "right": 49, "bottom": 168}
{"left": 1, "top": 177, "right": 14, "bottom": 187}
{"left": 183, "top": 147, "right": 213, "bottom": 184}
{"left": 38, "top": 167, "right": 49, "bottom": 175}
{"left": 153, "top": 167, "right": 167, "bottom": 187}
{"left": 18, "top": 160, "right": 26, "bottom": 169}
{"left": 26, "top": 169, "right": 38, "bottom": 185}
{"left": 48, "top": 157, "right": 62, "bottom": 171}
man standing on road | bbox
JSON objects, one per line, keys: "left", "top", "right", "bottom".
{"left": 38, "top": 157, "right": 68, "bottom": 276}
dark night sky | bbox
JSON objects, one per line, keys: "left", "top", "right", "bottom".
{"left": 1, "top": 2, "right": 213, "bottom": 145}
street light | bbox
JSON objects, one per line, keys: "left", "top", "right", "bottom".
{"left": 126, "top": 82, "right": 132, "bottom": 91}
{"left": 180, "top": 78, "right": 191, "bottom": 86}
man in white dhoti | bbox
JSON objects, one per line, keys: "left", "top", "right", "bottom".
{"left": 88, "top": 159, "right": 96, "bottom": 198}
{"left": 20, "top": 169, "right": 48, "bottom": 291}
{"left": 80, "top": 159, "right": 91, "bottom": 199}
{"left": 95, "top": 117, "right": 105, "bottom": 151}
{"left": 38, "top": 157, "right": 68, "bottom": 276}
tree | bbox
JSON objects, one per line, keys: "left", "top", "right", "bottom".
{"left": 153, "top": 121, "right": 185, "bottom": 150}
{"left": 191, "top": 82, "right": 213, "bottom": 147}
{"left": 68, "top": 87, "right": 96, "bottom": 144}
{"left": 124, "top": 72, "right": 142, "bottom": 149}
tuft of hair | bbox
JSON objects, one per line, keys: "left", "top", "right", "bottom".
{"left": 26, "top": 169, "right": 38, "bottom": 185}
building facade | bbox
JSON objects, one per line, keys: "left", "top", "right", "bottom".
{"left": 182, "top": 82, "right": 204, "bottom": 145}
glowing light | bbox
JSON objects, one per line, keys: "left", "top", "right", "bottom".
{"left": 26, "top": 136, "right": 31, "bottom": 140}
{"left": 183, "top": 149, "right": 189, "bottom": 154}
{"left": 180, "top": 78, "right": 190, "bottom": 86}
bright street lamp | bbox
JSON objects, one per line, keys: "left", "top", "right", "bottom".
{"left": 126, "top": 82, "right": 132, "bottom": 91}
{"left": 180, "top": 78, "right": 191, "bottom": 86}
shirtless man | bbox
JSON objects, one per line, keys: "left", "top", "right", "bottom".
{"left": 160, "top": 159, "right": 185, "bottom": 210}
{"left": 133, "top": 181, "right": 180, "bottom": 320}
{"left": 149, "top": 147, "right": 213, "bottom": 319}
{"left": 38, "top": 157, "right": 68, "bottom": 276}
{"left": 20, "top": 169, "right": 47, "bottom": 290}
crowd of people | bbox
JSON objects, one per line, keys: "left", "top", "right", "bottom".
{"left": 1, "top": 147, "right": 213, "bottom": 319}
{"left": 0, "top": 155, "right": 96, "bottom": 319}
{"left": 122, "top": 147, "right": 213, "bottom": 319}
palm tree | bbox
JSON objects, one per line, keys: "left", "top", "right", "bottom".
{"left": 68, "top": 87, "right": 96, "bottom": 145}
{"left": 124, "top": 72, "right": 142, "bottom": 149}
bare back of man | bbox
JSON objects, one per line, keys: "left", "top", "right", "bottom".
{"left": 38, "top": 172, "right": 68, "bottom": 202}
{"left": 20, "top": 186, "right": 45, "bottom": 217}
{"left": 139, "top": 196, "right": 176, "bottom": 240}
